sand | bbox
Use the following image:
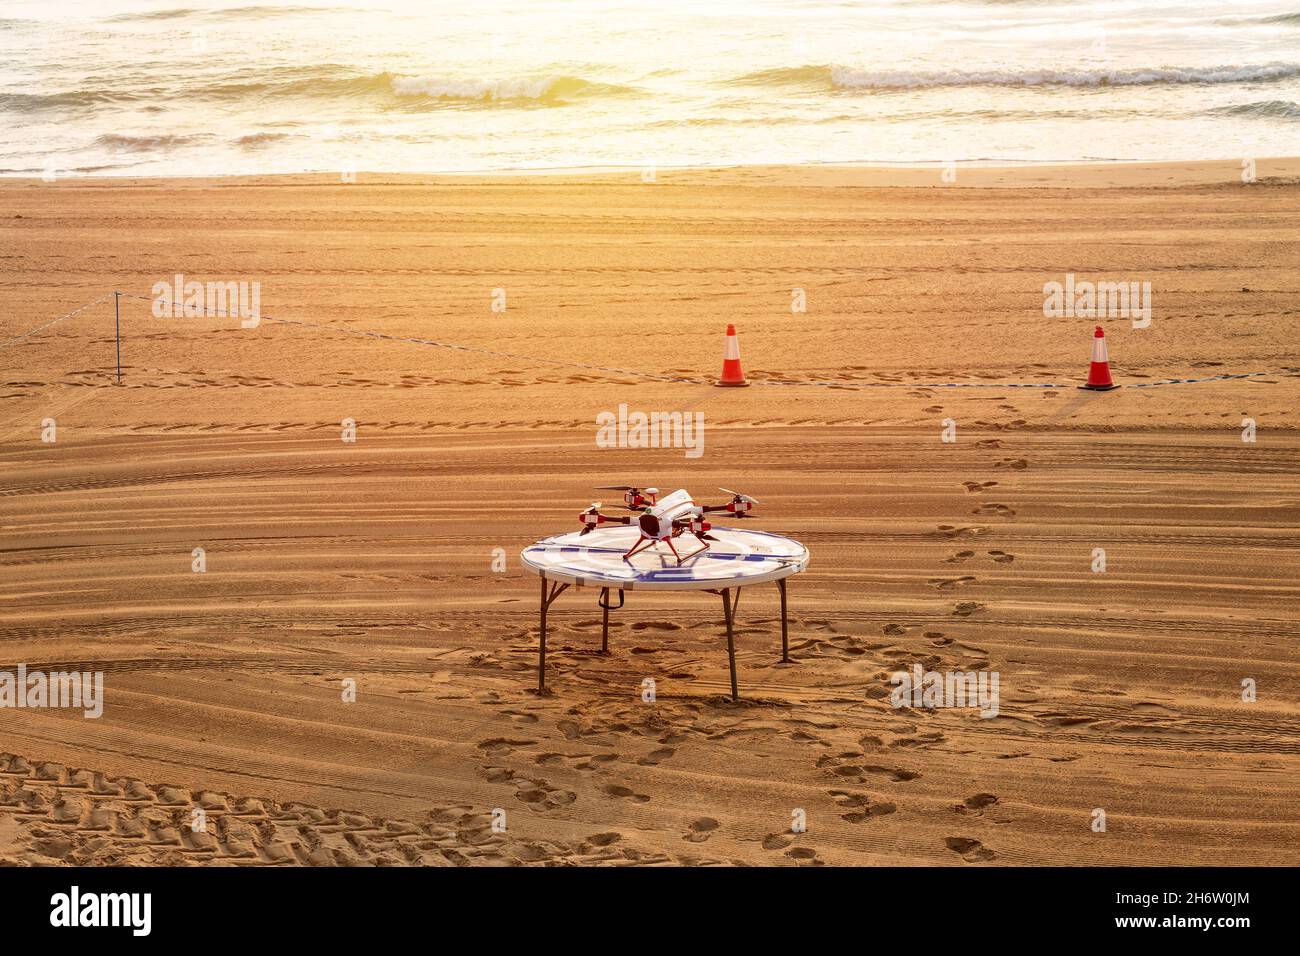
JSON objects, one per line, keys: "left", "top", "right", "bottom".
{"left": 1, "top": 161, "right": 1297, "bottom": 866}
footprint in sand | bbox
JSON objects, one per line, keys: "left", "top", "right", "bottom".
{"left": 786, "top": 846, "right": 821, "bottom": 864}
{"left": 556, "top": 720, "right": 586, "bottom": 740}
{"left": 762, "top": 833, "right": 793, "bottom": 851}
{"left": 942, "top": 550, "right": 976, "bottom": 564}
{"left": 934, "top": 525, "right": 988, "bottom": 539}
{"left": 955, "top": 793, "right": 999, "bottom": 816}
{"left": 602, "top": 784, "right": 650, "bottom": 803}
{"left": 988, "top": 550, "right": 1014, "bottom": 563}
{"left": 962, "top": 481, "right": 998, "bottom": 493}
{"left": 477, "top": 738, "right": 536, "bottom": 756}
{"left": 971, "top": 503, "right": 1016, "bottom": 517}
{"left": 930, "top": 576, "right": 976, "bottom": 591}
{"left": 636, "top": 747, "right": 676, "bottom": 766}
{"left": 974, "top": 439, "right": 1003, "bottom": 449}
{"left": 952, "top": 602, "right": 986, "bottom": 617}
{"left": 684, "top": 818, "right": 719, "bottom": 843}
{"left": 863, "top": 765, "right": 921, "bottom": 782}
{"left": 574, "top": 753, "right": 620, "bottom": 771}
{"left": 889, "top": 731, "right": 946, "bottom": 750}
{"left": 994, "top": 458, "right": 1028, "bottom": 470}
{"left": 829, "top": 790, "right": 897, "bottom": 823}
{"left": 515, "top": 779, "right": 578, "bottom": 808}
{"left": 825, "top": 760, "right": 920, "bottom": 783}
{"left": 484, "top": 765, "right": 577, "bottom": 809}
{"left": 945, "top": 836, "right": 996, "bottom": 862}
{"left": 926, "top": 631, "right": 952, "bottom": 646}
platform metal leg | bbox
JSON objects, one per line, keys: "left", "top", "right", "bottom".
{"left": 721, "top": 587, "right": 739, "bottom": 702}
{"left": 778, "top": 576, "right": 790, "bottom": 663}
{"left": 537, "top": 577, "right": 569, "bottom": 694}
{"left": 601, "top": 589, "right": 610, "bottom": 654}
{"left": 538, "top": 577, "right": 548, "bottom": 693}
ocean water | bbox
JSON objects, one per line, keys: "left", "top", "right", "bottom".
{"left": 1, "top": 0, "right": 1298, "bottom": 176}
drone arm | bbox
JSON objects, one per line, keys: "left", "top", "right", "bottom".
{"left": 582, "top": 511, "right": 632, "bottom": 527}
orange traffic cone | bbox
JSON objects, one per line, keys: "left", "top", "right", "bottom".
{"left": 1079, "top": 325, "right": 1119, "bottom": 391}
{"left": 716, "top": 323, "right": 749, "bottom": 387}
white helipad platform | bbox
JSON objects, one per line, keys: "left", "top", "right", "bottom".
{"left": 520, "top": 525, "right": 810, "bottom": 591}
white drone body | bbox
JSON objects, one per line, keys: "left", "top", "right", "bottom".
{"left": 578, "top": 486, "right": 759, "bottom": 563}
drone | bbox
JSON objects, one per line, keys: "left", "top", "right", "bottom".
{"left": 579, "top": 486, "right": 760, "bottom": 563}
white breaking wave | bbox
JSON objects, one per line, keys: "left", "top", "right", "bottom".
{"left": 391, "top": 75, "right": 565, "bottom": 101}
{"left": 830, "top": 62, "right": 1300, "bottom": 90}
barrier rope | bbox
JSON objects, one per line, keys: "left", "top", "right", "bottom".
{"left": 4, "top": 291, "right": 1297, "bottom": 390}
{"left": 0, "top": 293, "right": 114, "bottom": 352}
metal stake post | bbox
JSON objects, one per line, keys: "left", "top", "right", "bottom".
{"left": 114, "top": 291, "right": 121, "bottom": 385}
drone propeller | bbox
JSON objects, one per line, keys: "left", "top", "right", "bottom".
{"left": 718, "top": 487, "right": 760, "bottom": 505}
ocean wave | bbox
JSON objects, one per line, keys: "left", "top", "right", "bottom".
{"left": 104, "top": 6, "right": 349, "bottom": 23}
{"left": 1207, "top": 100, "right": 1300, "bottom": 119}
{"left": 0, "top": 89, "right": 156, "bottom": 112}
{"left": 235, "top": 131, "right": 292, "bottom": 146}
{"left": 735, "top": 62, "right": 1300, "bottom": 91}
{"left": 0, "top": 69, "right": 631, "bottom": 113}
{"left": 0, "top": 164, "right": 127, "bottom": 175}
{"left": 389, "top": 74, "right": 633, "bottom": 103}
{"left": 94, "top": 133, "right": 207, "bottom": 152}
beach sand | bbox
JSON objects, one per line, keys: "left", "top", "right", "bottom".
{"left": 1, "top": 160, "right": 1297, "bottom": 865}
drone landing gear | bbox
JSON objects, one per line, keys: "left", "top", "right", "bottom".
{"left": 622, "top": 536, "right": 653, "bottom": 561}
{"left": 676, "top": 534, "right": 711, "bottom": 563}
{"left": 622, "top": 534, "right": 709, "bottom": 565}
